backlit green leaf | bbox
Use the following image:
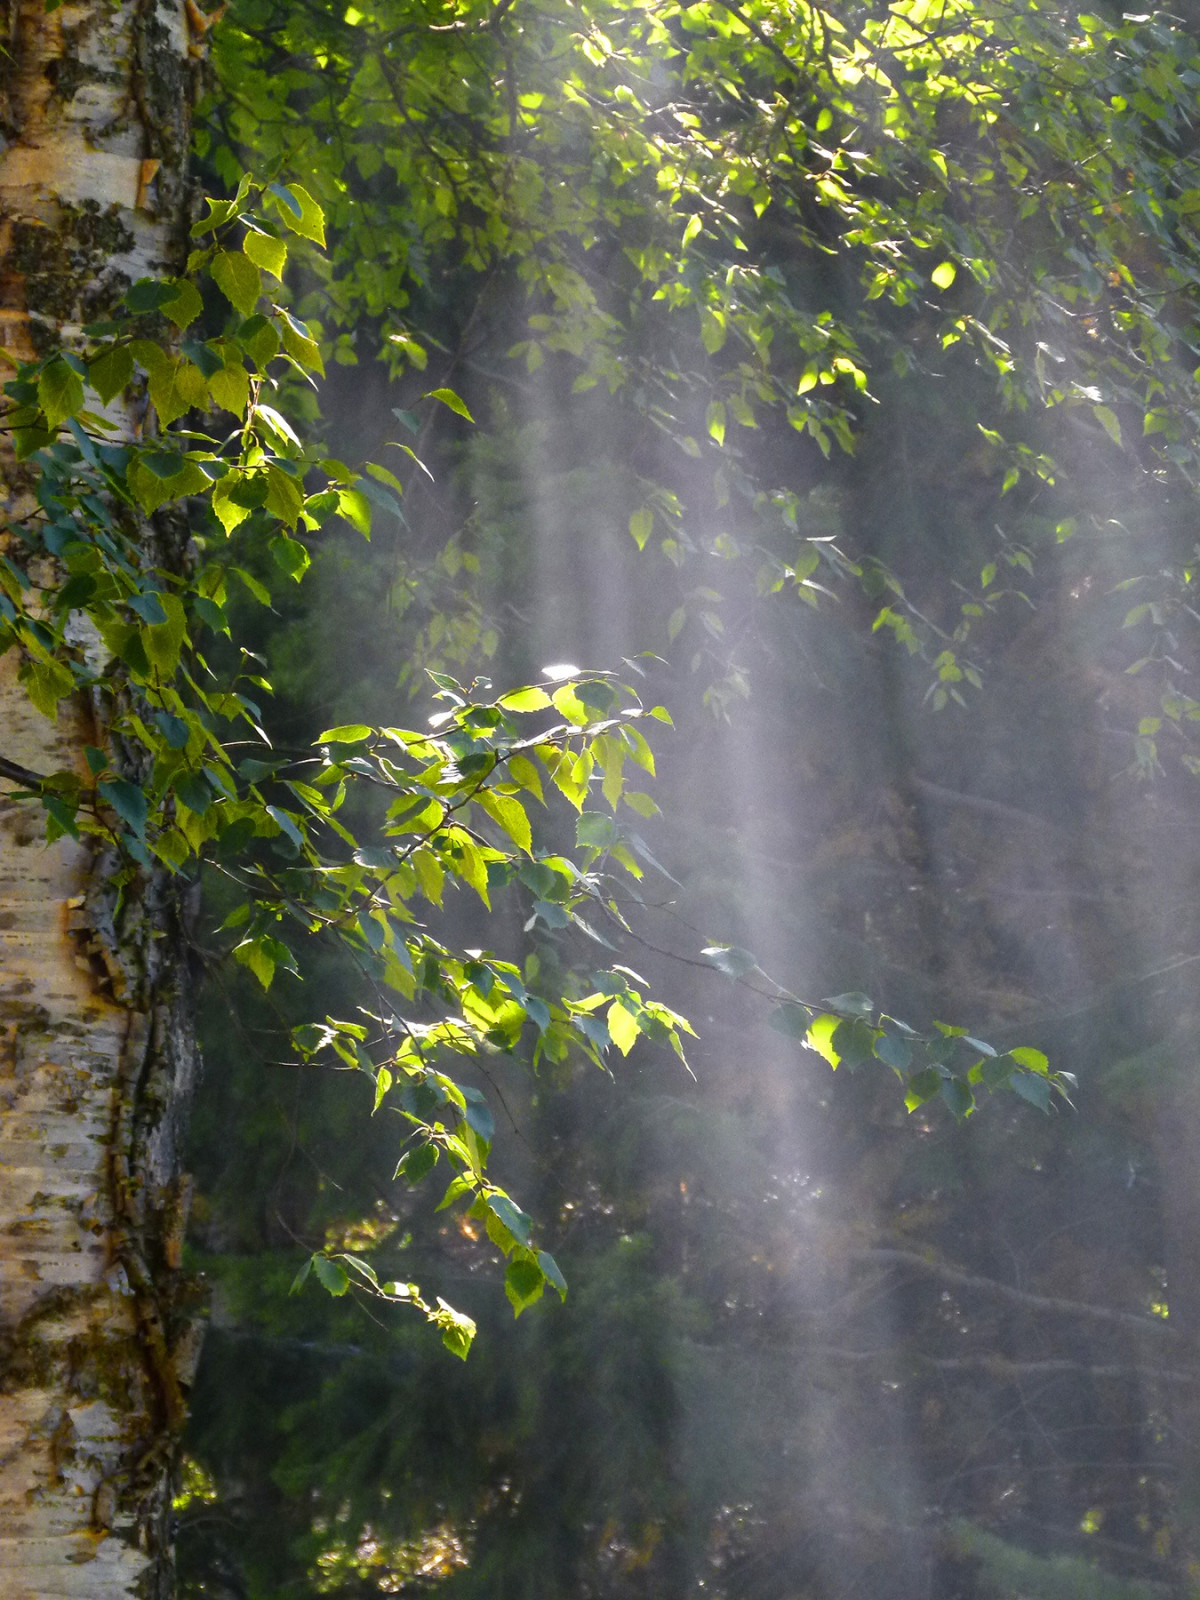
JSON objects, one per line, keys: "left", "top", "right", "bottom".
{"left": 424, "top": 387, "right": 474, "bottom": 421}
{"left": 270, "top": 182, "right": 326, "bottom": 245}
{"left": 312, "top": 1256, "right": 350, "bottom": 1296}
{"left": 212, "top": 250, "right": 263, "bottom": 318}
{"left": 38, "top": 359, "right": 84, "bottom": 429}
{"left": 243, "top": 229, "right": 288, "bottom": 279}
{"left": 88, "top": 345, "right": 135, "bottom": 405}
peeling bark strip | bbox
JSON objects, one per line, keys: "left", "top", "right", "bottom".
{"left": 0, "top": 5, "right": 197, "bottom": 1595}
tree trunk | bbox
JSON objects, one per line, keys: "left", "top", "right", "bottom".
{"left": 0, "top": 4, "right": 198, "bottom": 1594}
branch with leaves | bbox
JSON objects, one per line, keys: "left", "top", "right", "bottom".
{"left": 0, "top": 172, "right": 1067, "bottom": 1357}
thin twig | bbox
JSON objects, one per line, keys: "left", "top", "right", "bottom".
{"left": 855, "top": 1247, "right": 1178, "bottom": 1341}
{"left": 0, "top": 755, "right": 49, "bottom": 791}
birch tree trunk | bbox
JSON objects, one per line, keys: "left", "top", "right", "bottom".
{"left": 0, "top": 4, "right": 200, "bottom": 1594}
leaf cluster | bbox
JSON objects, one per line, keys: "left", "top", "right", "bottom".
{"left": 0, "top": 177, "right": 694, "bottom": 1351}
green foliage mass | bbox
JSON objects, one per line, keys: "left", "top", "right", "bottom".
{"left": 1, "top": 177, "right": 703, "bottom": 1350}
{"left": 3, "top": 152, "right": 1071, "bottom": 1362}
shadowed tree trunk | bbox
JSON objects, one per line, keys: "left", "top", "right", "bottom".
{"left": 0, "top": 4, "right": 200, "bottom": 1594}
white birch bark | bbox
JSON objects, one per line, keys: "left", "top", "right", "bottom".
{"left": 0, "top": 4, "right": 199, "bottom": 1594}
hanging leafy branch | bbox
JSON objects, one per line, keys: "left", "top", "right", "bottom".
{"left": 0, "top": 172, "right": 1069, "bottom": 1357}
{"left": 0, "top": 176, "right": 697, "bottom": 1354}
{"left": 697, "top": 946, "right": 1074, "bottom": 1117}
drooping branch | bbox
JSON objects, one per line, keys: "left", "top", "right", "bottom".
{"left": 854, "top": 1248, "right": 1177, "bottom": 1340}
{"left": 807, "top": 1346, "right": 1196, "bottom": 1384}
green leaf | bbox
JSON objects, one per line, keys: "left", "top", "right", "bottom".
{"left": 387, "top": 331, "right": 427, "bottom": 369}
{"left": 478, "top": 789, "right": 532, "bottom": 853}
{"left": 267, "top": 181, "right": 303, "bottom": 219}
{"left": 768, "top": 1003, "right": 811, "bottom": 1039}
{"left": 336, "top": 487, "right": 372, "bottom": 536}
{"left": 980, "top": 1055, "right": 1014, "bottom": 1091}
{"left": 623, "top": 791, "right": 658, "bottom": 818}
{"left": 831, "top": 1017, "right": 877, "bottom": 1070}
{"left": 209, "top": 360, "right": 250, "bottom": 416}
{"left": 437, "top": 1301, "right": 476, "bottom": 1360}
{"left": 874, "top": 1032, "right": 912, "bottom": 1072}
{"left": 1009, "top": 1046, "right": 1050, "bottom": 1075}
{"left": 700, "top": 308, "right": 726, "bottom": 354}
{"left": 266, "top": 804, "right": 305, "bottom": 851}
{"left": 270, "top": 182, "right": 326, "bottom": 245}
{"left": 98, "top": 779, "right": 148, "bottom": 837}
{"left": 147, "top": 358, "right": 208, "bottom": 427}
{"left": 1012, "top": 1071, "right": 1052, "bottom": 1111}
{"left": 88, "top": 345, "right": 135, "bottom": 405}
{"left": 939, "top": 1076, "right": 973, "bottom": 1118}
{"left": 606, "top": 999, "right": 640, "bottom": 1055}
{"left": 211, "top": 475, "right": 253, "bottom": 533}
{"left": 124, "top": 278, "right": 179, "bottom": 313}
{"left": 460, "top": 1088, "right": 495, "bottom": 1146}
{"left": 804, "top": 1013, "right": 841, "bottom": 1068}
{"left": 701, "top": 944, "right": 757, "bottom": 979}
{"left": 487, "top": 1194, "right": 531, "bottom": 1245}
{"left": 498, "top": 685, "right": 552, "bottom": 712}
{"left": 38, "top": 359, "right": 85, "bottom": 429}
{"left": 239, "top": 314, "right": 281, "bottom": 369}
{"left": 312, "top": 1256, "right": 350, "bottom": 1296}
{"left": 181, "top": 339, "right": 225, "bottom": 378}
{"left": 20, "top": 658, "right": 73, "bottom": 720}
{"left": 822, "top": 991, "right": 874, "bottom": 1016}
{"left": 128, "top": 457, "right": 209, "bottom": 515}
{"left": 508, "top": 754, "right": 544, "bottom": 802}
{"left": 212, "top": 250, "right": 263, "bottom": 318}
{"left": 243, "top": 229, "right": 288, "bottom": 279}
{"left": 505, "top": 1257, "right": 545, "bottom": 1317}
{"left": 1093, "top": 404, "right": 1122, "bottom": 446}
{"left": 279, "top": 312, "right": 325, "bottom": 376}
{"left": 629, "top": 507, "right": 653, "bottom": 549}
{"left": 155, "top": 712, "right": 190, "bottom": 750}
{"left": 365, "top": 461, "right": 404, "bottom": 497}
{"left": 175, "top": 772, "right": 213, "bottom": 814}
{"left": 424, "top": 387, "right": 474, "bottom": 422}
{"left": 129, "top": 589, "right": 169, "bottom": 623}
{"left": 931, "top": 260, "right": 957, "bottom": 290}
{"left": 254, "top": 404, "right": 301, "bottom": 449}
{"left": 43, "top": 795, "right": 80, "bottom": 841}
{"left": 537, "top": 1249, "right": 568, "bottom": 1299}
{"left": 357, "top": 475, "right": 404, "bottom": 525}
{"left": 904, "top": 1068, "right": 943, "bottom": 1111}
{"left": 399, "top": 1142, "right": 438, "bottom": 1183}
{"left": 162, "top": 277, "right": 204, "bottom": 330}
{"left": 234, "top": 940, "right": 276, "bottom": 991}
{"left": 231, "top": 567, "right": 271, "bottom": 606}
{"left": 138, "top": 451, "right": 185, "bottom": 481}
{"left": 266, "top": 465, "right": 305, "bottom": 530}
